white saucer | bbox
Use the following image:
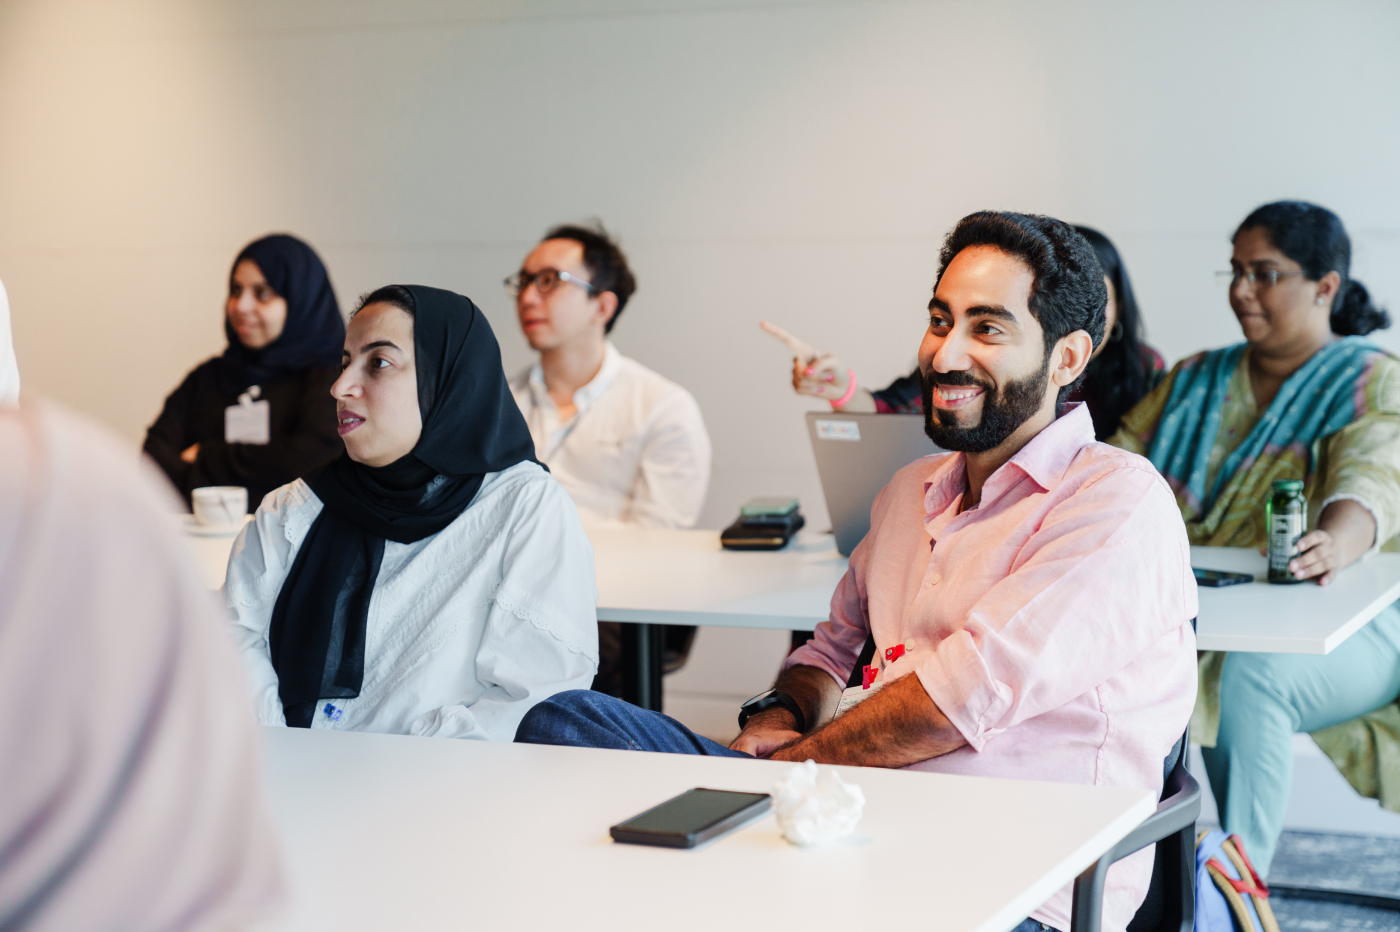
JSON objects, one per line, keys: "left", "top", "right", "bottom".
{"left": 181, "top": 514, "right": 251, "bottom": 537}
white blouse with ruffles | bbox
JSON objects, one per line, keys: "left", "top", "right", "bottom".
{"left": 225, "top": 460, "right": 599, "bottom": 741}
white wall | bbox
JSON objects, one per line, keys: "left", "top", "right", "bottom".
{"left": 3, "top": 0, "right": 1399, "bottom": 735}
{"left": 4, "top": 0, "right": 1399, "bottom": 532}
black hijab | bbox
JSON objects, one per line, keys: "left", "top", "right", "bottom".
{"left": 267, "top": 285, "right": 537, "bottom": 728}
{"left": 214, "top": 234, "right": 345, "bottom": 397}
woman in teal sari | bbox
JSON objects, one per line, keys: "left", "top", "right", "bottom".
{"left": 1112, "top": 201, "right": 1400, "bottom": 874}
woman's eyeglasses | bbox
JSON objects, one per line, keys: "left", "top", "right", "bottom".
{"left": 504, "top": 268, "right": 597, "bottom": 298}
{"left": 1215, "top": 268, "right": 1306, "bottom": 289}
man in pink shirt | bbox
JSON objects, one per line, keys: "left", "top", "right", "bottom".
{"left": 517, "top": 211, "right": 1198, "bottom": 932}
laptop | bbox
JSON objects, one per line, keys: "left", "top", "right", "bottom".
{"left": 805, "top": 411, "right": 943, "bottom": 556}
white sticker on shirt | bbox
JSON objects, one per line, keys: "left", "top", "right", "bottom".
{"left": 833, "top": 678, "right": 885, "bottom": 719}
{"left": 815, "top": 419, "right": 861, "bottom": 441}
{"left": 225, "top": 398, "right": 271, "bottom": 445}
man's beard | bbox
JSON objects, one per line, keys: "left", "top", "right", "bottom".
{"left": 921, "top": 355, "right": 1052, "bottom": 453}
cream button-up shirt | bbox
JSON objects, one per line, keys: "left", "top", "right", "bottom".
{"left": 225, "top": 461, "right": 600, "bottom": 741}
{"left": 511, "top": 343, "right": 711, "bottom": 528}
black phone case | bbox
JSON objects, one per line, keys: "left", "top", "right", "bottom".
{"left": 609, "top": 789, "right": 772, "bottom": 848}
{"left": 1194, "top": 568, "right": 1253, "bottom": 587}
{"left": 720, "top": 512, "right": 805, "bottom": 551}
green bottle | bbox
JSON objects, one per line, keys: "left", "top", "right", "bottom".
{"left": 1266, "top": 479, "right": 1307, "bottom": 584}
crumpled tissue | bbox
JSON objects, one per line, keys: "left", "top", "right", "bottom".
{"left": 772, "top": 759, "right": 865, "bottom": 846}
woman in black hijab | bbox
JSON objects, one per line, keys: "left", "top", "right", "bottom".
{"left": 225, "top": 285, "right": 599, "bottom": 738}
{"left": 143, "top": 234, "right": 346, "bottom": 507}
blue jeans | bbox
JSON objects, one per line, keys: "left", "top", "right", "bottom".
{"left": 1009, "top": 922, "right": 1059, "bottom": 932}
{"left": 515, "top": 690, "right": 752, "bottom": 755}
{"left": 1201, "top": 601, "right": 1400, "bottom": 876}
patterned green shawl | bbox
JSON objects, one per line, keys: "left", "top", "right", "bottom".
{"left": 1143, "top": 337, "right": 1385, "bottom": 544}
{"left": 1113, "top": 336, "right": 1400, "bottom": 813}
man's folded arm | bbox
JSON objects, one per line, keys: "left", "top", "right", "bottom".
{"left": 728, "top": 662, "right": 842, "bottom": 756}
{"left": 752, "top": 464, "right": 1193, "bottom": 767}
{"left": 765, "top": 667, "right": 968, "bottom": 767}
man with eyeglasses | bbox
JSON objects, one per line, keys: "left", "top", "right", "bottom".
{"left": 507, "top": 224, "right": 712, "bottom": 687}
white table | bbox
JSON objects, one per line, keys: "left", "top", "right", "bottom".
{"left": 186, "top": 530, "right": 243, "bottom": 591}
{"left": 588, "top": 526, "right": 848, "bottom": 708}
{"left": 181, "top": 524, "right": 847, "bottom": 629}
{"left": 183, "top": 523, "right": 847, "bottom": 710}
{"left": 186, "top": 528, "right": 1400, "bottom": 666}
{"left": 590, "top": 526, "right": 847, "bottom": 631}
{"left": 258, "top": 727, "right": 1155, "bottom": 932}
{"left": 1192, "top": 546, "right": 1400, "bottom": 655}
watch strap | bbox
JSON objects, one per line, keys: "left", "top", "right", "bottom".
{"left": 738, "top": 690, "right": 807, "bottom": 734}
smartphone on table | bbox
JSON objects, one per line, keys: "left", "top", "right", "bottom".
{"left": 610, "top": 788, "right": 771, "bottom": 848}
{"left": 1193, "top": 567, "right": 1254, "bottom": 588}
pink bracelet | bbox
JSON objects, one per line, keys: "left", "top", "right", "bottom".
{"left": 831, "top": 369, "right": 858, "bottom": 409}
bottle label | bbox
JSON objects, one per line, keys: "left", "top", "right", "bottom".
{"left": 1268, "top": 513, "right": 1304, "bottom": 573}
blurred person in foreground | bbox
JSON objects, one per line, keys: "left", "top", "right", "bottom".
{"left": 519, "top": 212, "right": 1198, "bottom": 932}
{"left": 1110, "top": 200, "right": 1400, "bottom": 875}
{"left": 144, "top": 233, "right": 346, "bottom": 508}
{"left": 507, "top": 224, "right": 711, "bottom": 682}
{"left": 0, "top": 275, "right": 17, "bottom": 405}
{"left": 0, "top": 293, "right": 283, "bottom": 929}
{"left": 764, "top": 225, "right": 1164, "bottom": 441}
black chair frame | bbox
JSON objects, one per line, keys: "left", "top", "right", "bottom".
{"left": 841, "top": 634, "right": 1200, "bottom": 932}
{"left": 1069, "top": 732, "right": 1201, "bottom": 932}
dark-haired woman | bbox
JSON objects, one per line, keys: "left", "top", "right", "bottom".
{"left": 226, "top": 285, "right": 598, "bottom": 738}
{"left": 1110, "top": 201, "right": 1400, "bottom": 875}
{"left": 762, "top": 225, "right": 1163, "bottom": 440}
{"left": 143, "top": 234, "right": 346, "bottom": 507}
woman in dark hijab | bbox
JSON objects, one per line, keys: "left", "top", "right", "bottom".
{"left": 143, "top": 234, "right": 346, "bottom": 507}
{"left": 225, "top": 285, "right": 599, "bottom": 739}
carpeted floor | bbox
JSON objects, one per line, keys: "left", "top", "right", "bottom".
{"left": 1272, "top": 896, "right": 1400, "bottom": 932}
{"left": 1264, "top": 831, "right": 1400, "bottom": 932}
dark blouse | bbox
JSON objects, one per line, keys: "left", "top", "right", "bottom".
{"left": 143, "top": 359, "right": 343, "bottom": 508}
{"left": 869, "top": 345, "right": 1167, "bottom": 441}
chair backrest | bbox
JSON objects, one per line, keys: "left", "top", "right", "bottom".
{"left": 1125, "top": 735, "right": 1195, "bottom": 932}
{"left": 1162, "top": 733, "right": 1185, "bottom": 786}
{"left": 845, "top": 634, "right": 879, "bottom": 689}
{"left": 1122, "top": 620, "right": 1200, "bottom": 932}
{"left": 849, "top": 626, "right": 1198, "bottom": 932}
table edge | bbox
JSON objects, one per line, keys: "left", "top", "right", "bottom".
{"left": 974, "top": 789, "right": 1157, "bottom": 932}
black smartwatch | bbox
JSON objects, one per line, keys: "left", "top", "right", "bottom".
{"left": 737, "top": 689, "right": 807, "bottom": 733}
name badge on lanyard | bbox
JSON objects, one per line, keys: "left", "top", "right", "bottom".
{"left": 832, "top": 638, "right": 916, "bottom": 719}
{"left": 225, "top": 385, "right": 271, "bottom": 445}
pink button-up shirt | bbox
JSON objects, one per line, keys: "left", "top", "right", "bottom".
{"left": 787, "top": 404, "right": 1197, "bottom": 932}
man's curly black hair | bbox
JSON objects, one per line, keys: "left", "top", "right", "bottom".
{"left": 933, "top": 211, "right": 1108, "bottom": 402}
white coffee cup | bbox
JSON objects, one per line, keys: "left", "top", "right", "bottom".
{"left": 192, "top": 486, "right": 248, "bottom": 526}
